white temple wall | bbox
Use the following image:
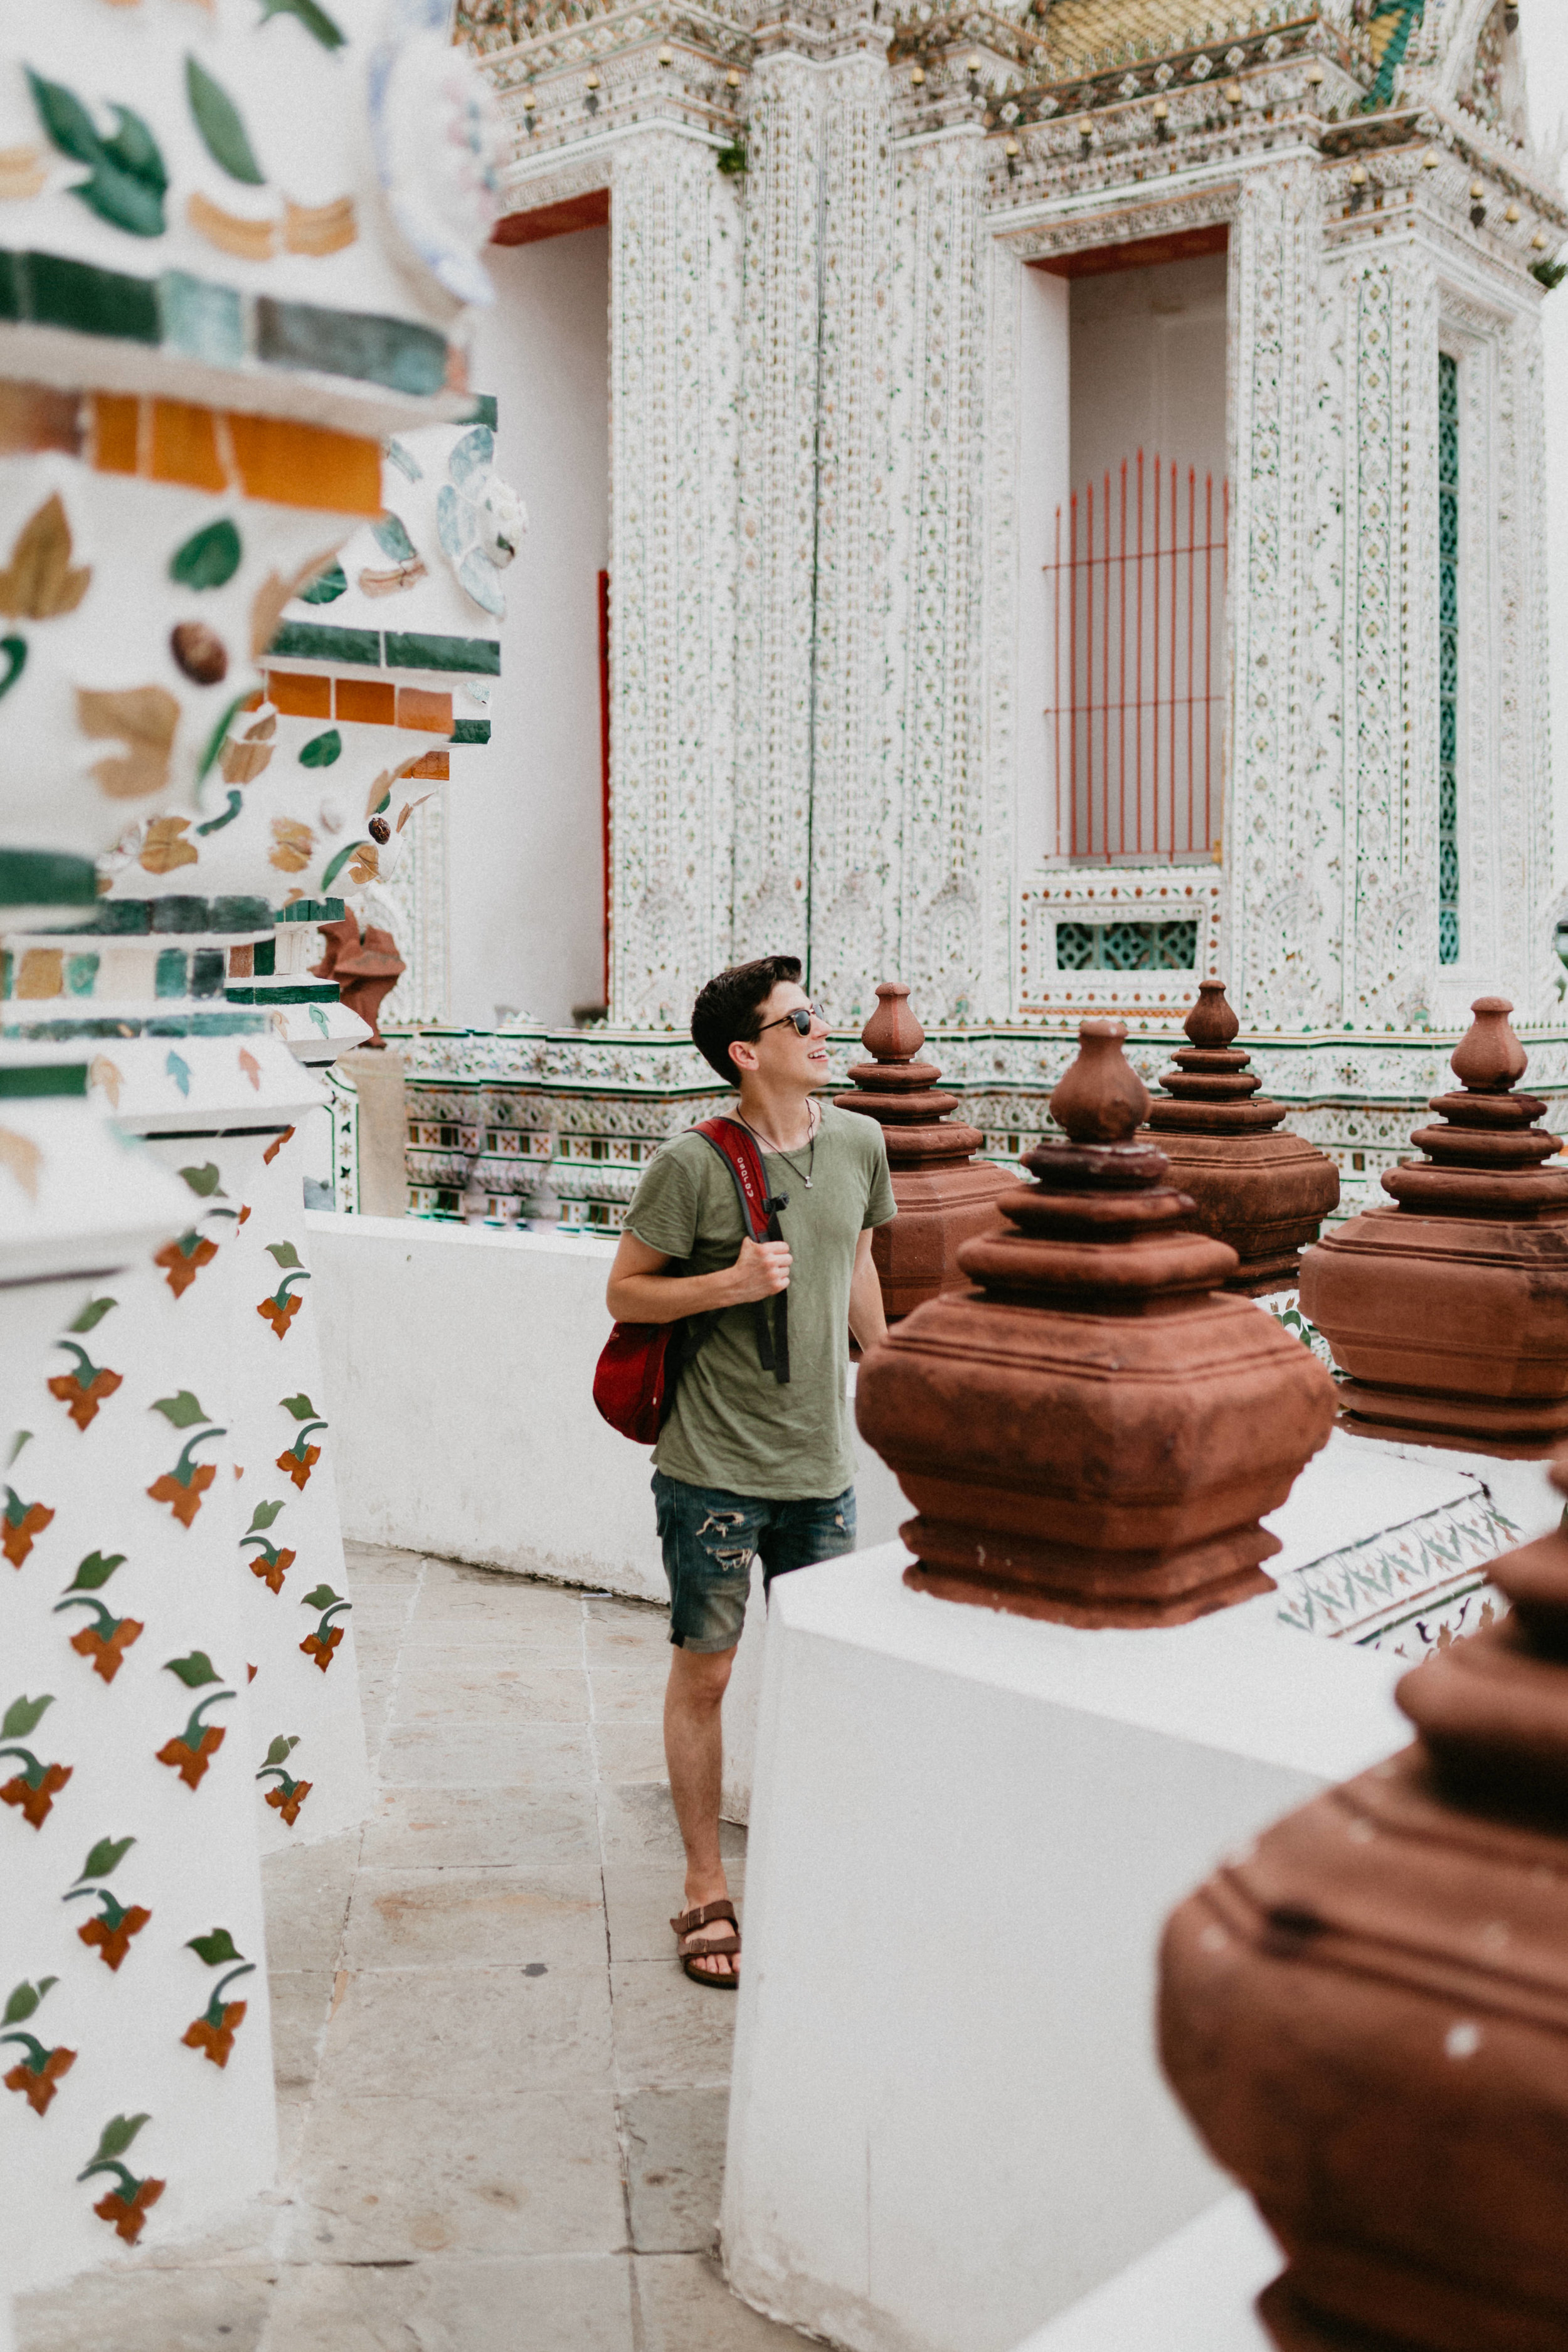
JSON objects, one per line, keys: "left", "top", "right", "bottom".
{"left": 457, "top": 230, "right": 611, "bottom": 1029}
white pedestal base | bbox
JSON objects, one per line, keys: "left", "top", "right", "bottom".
{"left": 721, "top": 1543, "right": 1406, "bottom": 2352}
{"left": 1012, "top": 2193, "right": 1278, "bottom": 2351}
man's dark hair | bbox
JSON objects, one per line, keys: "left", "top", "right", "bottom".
{"left": 690, "top": 955, "right": 803, "bottom": 1084}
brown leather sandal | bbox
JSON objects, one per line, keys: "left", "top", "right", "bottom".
{"left": 671, "top": 1899, "right": 740, "bottom": 1989}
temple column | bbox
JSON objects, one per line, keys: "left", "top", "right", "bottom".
{"left": 608, "top": 132, "right": 744, "bottom": 1025}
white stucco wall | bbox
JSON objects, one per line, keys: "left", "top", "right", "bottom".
{"left": 457, "top": 229, "right": 611, "bottom": 1029}
{"left": 305, "top": 1214, "right": 909, "bottom": 1596}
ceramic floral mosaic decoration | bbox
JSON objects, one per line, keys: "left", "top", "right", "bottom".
{"left": 0, "top": 0, "right": 504, "bottom": 2306}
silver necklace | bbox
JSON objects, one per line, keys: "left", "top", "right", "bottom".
{"left": 739, "top": 1099, "right": 819, "bottom": 1187}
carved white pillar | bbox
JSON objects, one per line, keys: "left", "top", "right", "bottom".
{"left": 1224, "top": 159, "right": 1327, "bottom": 1036}
{"left": 886, "top": 130, "right": 995, "bottom": 1024}
{"left": 731, "top": 57, "right": 825, "bottom": 973}
{"left": 609, "top": 133, "right": 744, "bottom": 1027}
{"left": 803, "top": 51, "right": 894, "bottom": 1024}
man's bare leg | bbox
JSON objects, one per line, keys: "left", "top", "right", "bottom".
{"left": 664, "top": 1644, "right": 737, "bottom": 1981}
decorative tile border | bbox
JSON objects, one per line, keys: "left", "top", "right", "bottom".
{"left": 1274, "top": 1489, "right": 1520, "bottom": 1655}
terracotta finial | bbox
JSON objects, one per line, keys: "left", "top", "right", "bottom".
{"left": 1184, "top": 977, "right": 1241, "bottom": 1049}
{"left": 1148, "top": 982, "right": 1340, "bottom": 1295}
{"left": 860, "top": 981, "right": 926, "bottom": 1065}
{"left": 1449, "top": 994, "right": 1528, "bottom": 1093}
{"left": 1300, "top": 987, "right": 1568, "bottom": 1453}
{"left": 1048, "top": 1019, "right": 1152, "bottom": 1145}
{"left": 836, "top": 979, "right": 1017, "bottom": 1319}
{"left": 1160, "top": 1450, "right": 1568, "bottom": 2351}
{"left": 854, "top": 1011, "right": 1337, "bottom": 1628}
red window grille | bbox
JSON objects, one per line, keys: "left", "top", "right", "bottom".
{"left": 1044, "top": 453, "right": 1228, "bottom": 864}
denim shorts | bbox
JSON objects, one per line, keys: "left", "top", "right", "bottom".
{"left": 652, "top": 1471, "right": 857, "bottom": 1653}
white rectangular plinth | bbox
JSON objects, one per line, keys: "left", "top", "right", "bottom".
{"left": 1012, "top": 2193, "right": 1278, "bottom": 2351}
{"left": 721, "top": 1544, "right": 1407, "bottom": 2352}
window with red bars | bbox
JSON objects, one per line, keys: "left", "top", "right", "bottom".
{"left": 1044, "top": 452, "right": 1228, "bottom": 865}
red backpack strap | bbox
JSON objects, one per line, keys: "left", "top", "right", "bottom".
{"left": 692, "top": 1117, "right": 791, "bottom": 1384}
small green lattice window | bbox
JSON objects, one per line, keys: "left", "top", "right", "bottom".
{"left": 1056, "top": 920, "right": 1199, "bottom": 971}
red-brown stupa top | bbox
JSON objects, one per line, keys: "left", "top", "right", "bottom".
{"left": 835, "top": 981, "right": 1014, "bottom": 1320}
{"left": 1160, "top": 1449, "right": 1568, "bottom": 2352}
{"left": 853, "top": 1016, "right": 1337, "bottom": 1624}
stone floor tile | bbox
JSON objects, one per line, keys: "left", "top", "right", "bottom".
{"left": 610, "top": 1961, "right": 738, "bottom": 2088}
{"left": 585, "top": 1667, "right": 670, "bottom": 1724}
{"left": 393, "top": 1660, "right": 592, "bottom": 1727}
{"left": 410, "top": 1627, "right": 588, "bottom": 1666}
{"left": 585, "top": 1611, "right": 669, "bottom": 1660}
{"left": 411, "top": 1571, "right": 587, "bottom": 1633}
{"left": 377, "top": 1721, "right": 594, "bottom": 1789}
{"left": 598, "top": 1781, "right": 749, "bottom": 1867}
{"left": 15, "top": 2264, "right": 276, "bottom": 2352}
{"left": 591, "top": 1722, "right": 669, "bottom": 1784}
{"left": 342, "top": 1541, "right": 424, "bottom": 1583}
{"left": 290, "top": 2090, "right": 627, "bottom": 2260}
{"left": 317, "top": 1965, "right": 614, "bottom": 2095}
{"left": 276, "top": 2089, "right": 311, "bottom": 2186}
{"left": 262, "top": 2254, "right": 637, "bottom": 2352}
{"left": 260, "top": 1833, "right": 360, "bottom": 1972}
{"left": 342, "top": 1865, "right": 607, "bottom": 1971}
{"left": 634, "top": 2255, "right": 809, "bottom": 2349}
{"left": 603, "top": 1864, "right": 744, "bottom": 1964}
{"left": 358, "top": 1782, "right": 600, "bottom": 1870}
{"left": 586, "top": 1595, "right": 667, "bottom": 1633}
{"left": 621, "top": 2087, "right": 730, "bottom": 2255}
{"left": 267, "top": 1968, "right": 336, "bottom": 2092}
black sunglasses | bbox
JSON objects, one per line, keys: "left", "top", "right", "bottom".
{"left": 756, "top": 1000, "right": 826, "bottom": 1038}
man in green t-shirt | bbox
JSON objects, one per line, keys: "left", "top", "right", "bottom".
{"left": 606, "top": 955, "right": 895, "bottom": 1986}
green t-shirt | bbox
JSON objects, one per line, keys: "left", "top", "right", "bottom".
{"left": 626, "top": 1101, "right": 896, "bottom": 1500}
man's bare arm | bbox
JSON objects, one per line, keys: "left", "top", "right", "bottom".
{"left": 605, "top": 1229, "right": 792, "bottom": 1325}
{"left": 848, "top": 1226, "right": 888, "bottom": 1351}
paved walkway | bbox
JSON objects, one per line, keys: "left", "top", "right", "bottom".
{"left": 16, "top": 1545, "right": 800, "bottom": 2351}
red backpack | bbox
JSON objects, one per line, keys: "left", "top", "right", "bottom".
{"left": 593, "top": 1117, "right": 790, "bottom": 1444}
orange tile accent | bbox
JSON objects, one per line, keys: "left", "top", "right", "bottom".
{"left": 334, "top": 677, "right": 396, "bottom": 726}
{"left": 401, "top": 750, "right": 450, "bottom": 781}
{"left": 149, "top": 400, "right": 226, "bottom": 492}
{"left": 0, "top": 381, "right": 82, "bottom": 458}
{"left": 16, "top": 949, "right": 64, "bottom": 999}
{"left": 228, "top": 943, "right": 255, "bottom": 979}
{"left": 265, "top": 670, "right": 332, "bottom": 719}
{"left": 396, "top": 687, "right": 453, "bottom": 736}
{"left": 227, "top": 411, "right": 382, "bottom": 516}
{"left": 92, "top": 393, "right": 140, "bottom": 475}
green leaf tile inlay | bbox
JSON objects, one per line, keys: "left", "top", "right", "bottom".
{"left": 28, "top": 72, "right": 169, "bottom": 238}
{"left": 64, "top": 1552, "right": 126, "bottom": 1593}
{"left": 299, "top": 728, "right": 341, "bottom": 769}
{"left": 279, "top": 1394, "right": 318, "bottom": 1422}
{"left": 267, "top": 620, "right": 379, "bottom": 666}
{"left": 370, "top": 512, "right": 416, "bottom": 563}
{"left": 384, "top": 631, "right": 501, "bottom": 676}
{"left": 163, "top": 1651, "right": 221, "bottom": 1688}
{"left": 186, "top": 1926, "right": 243, "bottom": 1967}
{"left": 1, "top": 1694, "right": 53, "bottom": 1742}
{"left": 299, "top": 560, "right": 346, "bottom": 606}
{"left": 450, "top": 719, "right": 490, "bottom": 745}
{"left": 171, "top": 519, "right": 242, "bottom": 591}
{"left": 178, "top": 1163, "right": 224, "bottom": 1198}
{"left": 258, "top": 0, "right": 347, "bottom": 50}
{"left": 265, "top": 1241, "right": 303, "bottom": 1269}
{"left": 152, "top": 1391, "right": 212, "bottom": 1430}
{"left": 65, "top": 953, "right": 98, "bottom": 996}
{"left": 164, "top": 1049, "right": 191, "bottom": 1095}
{"left": 0, "top": 636, "right": 26, "bottom": 704}
{"left": 75, "top": 1836, "right": 134, "bottom": 1883}
{"left": 69, "top": 1297, "right": 117, "bottom": 1334}
{"left": 184, "top": 55, "right": 265, "bottom": 185}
